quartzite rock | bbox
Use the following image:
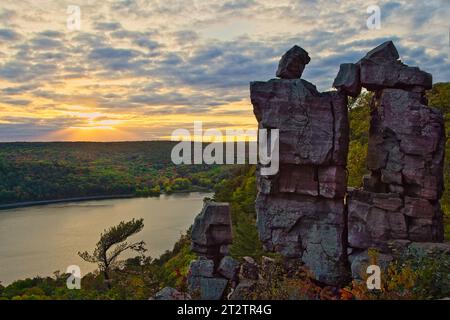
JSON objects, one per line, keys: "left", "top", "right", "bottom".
{"left": 250, "top": 40, "right": 446, "bottom": 288}
{"left": 364, "top": 40, "right": 399, "bottom": 61}
{"left": 358, "top": 41, "right": 432, "bottom": 91}
{"left": 256, "top": 165, "right": 346, "bottom": 199}
{"left": 348, "top": 250, "right": 393, "bottom": 280}
{"left": 366, "top": 89, "right": 445, "bottom": 201}
{"left": 188, "top": 276, "right": 228, "bottom": 300}
{"left": 333, "top": 63, "right": 362, "bottom": 97}
{"left": 191, "top": 202, "right": 232, "bottom": 261}
{"left": 276, "top": 45, "right": 311, "bottom": 79}
{"left": 347, "top": 190, "right": 408, "bottom": 250}
{"left": 256, "top": 193, "right": 349, "bottom": 285}
{"left": 250, "top": 79, "right": 349, "bottom": 166}
{"left": 188, "top": 257, "right": 214, "bottom": 278}
{"left": 251, "top": 45, "right": 350, "bottom": 286}
{"left": 218, "top": 256, "right": 239, "bottom": 280}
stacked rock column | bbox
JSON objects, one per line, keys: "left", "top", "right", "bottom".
{"left": 250, "top": 46, "right": 350, "bottom": 286}
{"left": 187, "top": 202, "right": 239, "bottom": 300}
{"left": 333, "top": 41, "right": 446, "bottom": 277}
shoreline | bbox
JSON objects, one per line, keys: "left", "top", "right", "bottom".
{"left": 0, "top": 189, "right": 213, "bottom": 211}
{"left": 0, "top": 194, "right": 136, "bottom": 210}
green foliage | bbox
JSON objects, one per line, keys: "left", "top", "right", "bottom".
{"left": 78, "top": 218, "right": 146, "bottom": 285}
{"left": 150, "top": 234, "right": 196, "bottom": 290}
{"left": 348, "top": 248, "right": 450, "bottom": 300}
{"left": 245, "top": 257, "right": 331, "bottom": 300}
{"left": 214, "top": 165, "right": 265, "bottom": 259}
{"left": 427, "top": 83, "right": 450, "bottom": 225}
{"left": 347, "top": 91, "right": 371, "bottom": 187}
{"left": 0, "top": 141, "right": 223, "bottom": 205}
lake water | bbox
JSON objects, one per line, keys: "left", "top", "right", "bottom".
{"left": 0, "top": 192, "right": 211, "bottom": 285}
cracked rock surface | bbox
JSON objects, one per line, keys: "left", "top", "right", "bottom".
{"left": 251, "top": 41, "right": 445, "bottom": 287}
{"left": 251, "top": 46, "right": 350, "bottom": 286}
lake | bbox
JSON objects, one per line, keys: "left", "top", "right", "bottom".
{"left": 0, "top": 192, "right": 211, "bottom": 285}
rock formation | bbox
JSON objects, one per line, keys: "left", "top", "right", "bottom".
{"left": 251, "top": 45, "right": 350, "bottom": 286}
{"left": 191, "top": 202, "right": 233, "bottom": 264}
{"left": 276, "top": 45, "right": 311, "bottom": 79}
{"left": 250, "top": 41, "right": 446, "bottom": 287}
{"left": 154, "top": 40, "right": 447, "bottom": 300}
{"left": 187, "top": 202, "right": 236, "bottom": 300}
{"left": 341, "top": 41, "right": 446, "bottom": 274}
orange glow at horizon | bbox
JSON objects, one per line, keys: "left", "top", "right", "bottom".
{"left": 40, "top": 127, "right": 139, "bottom": 142}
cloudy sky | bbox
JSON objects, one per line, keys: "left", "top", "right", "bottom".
{"left": 0, "top": 0, "right": 449, "bottom": 141}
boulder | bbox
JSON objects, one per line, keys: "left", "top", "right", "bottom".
{"left": 188, "top": 257, "right": 214, "bottom": 277}
{"left": 359, "top": 59, "right": 432, "bottom": 91}
{"left": 251, "top": 79, "right": 348, "bottom": 166}
{"left": 200, "top": 277, "right": 228, "bottom": 300}
{"left": 333, "top": 63, "right": 362, "bottom": 97}
{"left": 218, "top": 256, "right": 239, "bottom": 280}
{"left": 191, "top": 202, "right": 232, "bottom": 261}
{"left": 364, "top": 40, "right": 399, "bottom": 61}
{"left": 276, "top": 45, "right": 310, "bottom": 79}
{"left": 348, "top": 250, "right": 393, "bottom": 280}
{"left": 189, "top": 277, "right": 228, "bottom": 300}
{"left": 358, "top": 41, "right": 432, "bottom": 91}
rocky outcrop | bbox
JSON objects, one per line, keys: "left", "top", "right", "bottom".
{"left": 276, "top": 45, "right": 311, "bottom": 79}
{"left": 187, "top": 202, "right": 233, "bottom": 300}
{"left": 357, "top": 41, "right": 432, "bottom": 92}
{"left": 251, "top": 40, "right": 445, "bottom": 288}
{"left": 333, "top": 63, "right": 361, "bottom": 97}
{"left": 191, "top": 202, "right": 232, "bottom": 263}
{"left": 251, "top": 46, "right": 350, "bottom": 286}
{"left": 341, "top": 41, "right": 445, "bottom": 258}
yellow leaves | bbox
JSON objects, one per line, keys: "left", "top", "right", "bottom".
{"left": 383, "top": 263, "right": 417, "bottom": 296}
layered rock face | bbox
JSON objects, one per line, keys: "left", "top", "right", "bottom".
{"left": 191, "top": 202, "right": 233, "bottom": 263}
{"left": 187, "top": 202, "right": 238, "bottom": 300}
{"left": 251, "top": 41, "right": 445, "bottom": 286}
{"left": 336, "top": 41, "right": 446, "bottom": 274}
{"left": 250, "top": 46, "right": 350, "bottom": 286}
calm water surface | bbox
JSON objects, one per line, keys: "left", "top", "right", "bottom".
{"left": 0, "top": 192, "right": 211, "bottom": 285}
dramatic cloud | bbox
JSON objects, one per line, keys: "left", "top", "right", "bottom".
{"left": 0, "top": 0, "right": 449, "bottom": 141}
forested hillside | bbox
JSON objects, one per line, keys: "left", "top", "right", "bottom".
{"left": 0, "top": 141, "right": 227, "bottom": 205}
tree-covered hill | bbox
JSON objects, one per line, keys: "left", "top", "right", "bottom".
{"left": 0, "top": 141, "right": 226, "bottom": 205}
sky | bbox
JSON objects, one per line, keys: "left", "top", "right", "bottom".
{"left": 0, "top": 0, "right": 449, "bottom": 142}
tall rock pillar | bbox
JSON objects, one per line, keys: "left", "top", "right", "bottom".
{"left": 333, "top": 41, "right": 446, "bottom": 278}
{"left": 250, "top": 46, "right": 350, "bottom": 286}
